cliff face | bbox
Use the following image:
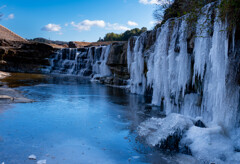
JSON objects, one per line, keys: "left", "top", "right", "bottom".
{"left": 127, "top": 3, "right": 240, "bottom": 130}
{"left": 0, "top": 40, "right": 54, "bottom": 73}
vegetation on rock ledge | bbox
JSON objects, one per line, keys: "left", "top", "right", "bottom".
{"left": 154, "top": 0, "right": 239, "bottom": 33}
{"left": 98, "top": 27, "right": 147, "bottom": 42}
{"left": 219, "top": 0, "right": 240, "bottom": 32}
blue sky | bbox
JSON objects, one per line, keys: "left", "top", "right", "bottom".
{"left": 0, "top": 0, "right": 159, "bottom": 42}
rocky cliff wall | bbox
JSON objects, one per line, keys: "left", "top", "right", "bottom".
{"left": 0, "top": 40, "right": 54, "bottom": 73}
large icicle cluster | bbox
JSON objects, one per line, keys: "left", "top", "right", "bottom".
{"left": 127, "top": 3, "right": 240, "bottom": 129}
{"left": 127, "top": 34, "right": 147, "bottom": 95}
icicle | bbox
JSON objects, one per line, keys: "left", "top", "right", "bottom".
{"left": 127, "top": 33, "right": 147, "bottom": 95}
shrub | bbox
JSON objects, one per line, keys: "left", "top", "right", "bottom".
{"left": 99, "top": 27, "right": 147, "bottom": 42}
{"left": 219, "top": 0, "right": 240, "bottom": 32}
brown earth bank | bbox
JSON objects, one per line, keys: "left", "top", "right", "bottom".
{"left": 71, "top": 41, "right": 126, "bottom": 48}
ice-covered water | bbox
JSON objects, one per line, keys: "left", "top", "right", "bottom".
{"left": 44, "top": 3, "right": 240, "bottom": 163}
{"left": 0, "top": 74, "right": 203, "bottom": 164}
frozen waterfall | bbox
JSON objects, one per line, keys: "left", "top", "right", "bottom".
{"left": 127, "top": 5, "right": 240, "bottom": 129}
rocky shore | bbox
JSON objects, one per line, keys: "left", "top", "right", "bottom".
{"left": 0, "top": 71, "right": 33, "bottom": 105}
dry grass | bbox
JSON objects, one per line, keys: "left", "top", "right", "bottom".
{"left": 73, "top": 41, "right": 125, "bottom": 47}
{"left": 0, "top": 25, "right": 27, "bottom": 42}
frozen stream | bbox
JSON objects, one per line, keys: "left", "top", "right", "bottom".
{"left": 0, "top": 73, "right": 197, "bottom": 164}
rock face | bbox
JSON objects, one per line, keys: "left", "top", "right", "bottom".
{"left": 0, "top": 40, "right": 54, "bottom": 73}
{"left": 105, "top": 42, "right": 129, "bottom": 85}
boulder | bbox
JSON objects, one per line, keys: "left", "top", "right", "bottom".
{"left": 194, "top": 120, "right": 206, "bottom": 128}
{"left": 138, "top": 113, "right": 194, "bottom": 150}
{"left": 69, "top": 41, "right": 77, "bottom": 48}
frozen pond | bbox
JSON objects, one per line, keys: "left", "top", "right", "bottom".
{"left": 0, "top": 74, "right": 196, "bottom": 164}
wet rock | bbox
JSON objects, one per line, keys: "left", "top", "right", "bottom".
{"left": 138, "top": 113, "right": 194, "bottom": 150}
{"left": 187, "top": 29, "right": 195, "bottom": 54}
{"left": 106, "top": 42, "right": 129, "bottom": 85}
{"left": 179, "top": 144, "right": 192, "bottom": 155}
{"left": 145, "top": 30, "right": 157, "bottom": 50}
{"left": 159, "top": 132, "right": 182, "bottom": 151}
{"left": 195, "top": 120, "right": 206, "bottom": 128}
{"left": 0, "top": 95, "right": 13, "bottom": 102}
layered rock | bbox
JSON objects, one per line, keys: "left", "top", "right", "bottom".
{"left": 0, "top": 39, "right": 54, "bottom": 73}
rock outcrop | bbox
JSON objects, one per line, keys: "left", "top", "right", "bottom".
{"left": 0, "top": 39, "right": 54, "bottom": 73}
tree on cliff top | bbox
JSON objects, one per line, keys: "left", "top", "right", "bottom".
{"left": 154, "top": 0, "right": 217, "bottom": 24}
{"left": 99, "top": 27, "right": 147, "bottom": 42}
{"left": 154, "top": 0, "right": 240, "bottom": 33}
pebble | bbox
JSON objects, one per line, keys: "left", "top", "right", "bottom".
{"left": 28, "top": 154, "right": 37, "bottom": 160}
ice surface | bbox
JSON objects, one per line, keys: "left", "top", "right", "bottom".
{"left": 37, "top": 159, "right": 46, "bottom": 164}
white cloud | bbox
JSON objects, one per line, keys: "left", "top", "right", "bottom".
{"left": 139, "top": 0, "right": 171, "bottom": 5}
{"left": 71, "top": 20, "right": 106, "bottom": 31}
{"left": 127, "top": 21, "right": 138, "bottom": 26}
{"left": 7, "top": 14, "right": 14, "bottom": 19}
{"left": 106, "top": 23, "right": 130, "bottom": 31}
{"left": 70, "top": 19, "right": 130, "bottom": 32}
{"left": 42, "top": 24, "right": 61, "bottom": 32}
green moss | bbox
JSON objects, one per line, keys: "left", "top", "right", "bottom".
{"left": 219, "top": 0, "right": 240, "bottom": 33}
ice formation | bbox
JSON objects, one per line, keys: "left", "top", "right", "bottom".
{"left": 50, "top": 46, "right": 111, "bottom": 78}
{"left": 127, "top": 3, "right": 240, "bottom": 163}
{"left": 181, "top": 126, "right": 240, "bottom": 163}
{"left": 127, "top": 34, "right": 147, "bottom": 95}
{"left": 127, "top": 4, "right": 240, "bottom": 129}
{"left": 138, "top": 113, "right": 193, "bottom": 147}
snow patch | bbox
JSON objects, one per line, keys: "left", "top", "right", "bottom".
{"left": 182, "top": 126, "right": 240, "bottom": 163}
